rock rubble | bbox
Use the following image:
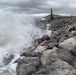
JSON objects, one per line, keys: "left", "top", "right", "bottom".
{"left": 15, "top": 16, "right": 76, "bottom": 75}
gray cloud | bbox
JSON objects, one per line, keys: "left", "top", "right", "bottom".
{"left": 0, "top": 0, "right": 76, "bottom": 16}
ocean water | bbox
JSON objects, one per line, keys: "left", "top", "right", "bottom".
{"left": 0, "top": 11, "right": 44, "bottom": 75}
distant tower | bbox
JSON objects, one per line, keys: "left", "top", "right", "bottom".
{"left": 50, "top": 8, "right": 54, "bottom": 20}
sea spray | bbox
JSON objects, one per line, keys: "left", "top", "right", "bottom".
{"left": 0, "top": 11, "right": 43, "bottom": 74}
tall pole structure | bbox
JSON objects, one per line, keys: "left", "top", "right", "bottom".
{"left": 50, "top": 8, "right": 54, "bottom": 20}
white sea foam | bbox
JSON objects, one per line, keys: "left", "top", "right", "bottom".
{"left": 0, "top": 10, "right": 52, "bottom": 75}
{"left": 0, "top": 11, "right": 43, "bottom": 74}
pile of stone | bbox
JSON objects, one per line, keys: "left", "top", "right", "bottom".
{"left": 15, "top": 25, "right": 76, "bottom": 75}
{"left": 1, "top": 15, "right": 76, "bottom": 75}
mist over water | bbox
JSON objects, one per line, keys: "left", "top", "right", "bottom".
{"left": 0, "top": 11, "right": 43, "bottom": 74}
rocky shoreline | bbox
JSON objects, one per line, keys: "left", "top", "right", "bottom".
{"left": 14, "top": 16, "right": 76, "bottom": 75}
{"left": 1, "top": 16, "right": 76, "bottom": 75}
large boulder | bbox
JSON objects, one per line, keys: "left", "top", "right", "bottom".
{"left": 33, "top": 60, "right": 76, "bottom": 75}
{"left": 16, "top": 57, "right": 40, "bottom": 75}
{"left": 49, "top": 60, "right": 76, "bottom": 75}
{"left": 16, "top": 63, "right": 36, "bottom": 75}
{"left": 40, "top": 47, "right": 58, "bottom": 66}
{"left": 57, "top": 48, "right": 72, "bottom": 64}
{"left": 59, "top": 36, "right": 76, "bottom": 51}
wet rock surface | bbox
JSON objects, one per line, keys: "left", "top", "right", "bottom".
{"left": 3, "top": 54, "right": 14, "bottom": 66}
{"left": 16, "top": 16, "right": 76, "bottom": 75}
{"left": 0, "top": 70, "right": 13, "bottom": 75}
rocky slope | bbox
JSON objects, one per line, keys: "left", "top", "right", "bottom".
{"left": 14, "top": 15, "right": 76, "bottom": 75}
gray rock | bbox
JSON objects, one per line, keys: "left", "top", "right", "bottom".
{"left": 58, "top": 37, "right": 68, "bottom": 43}
{"left": 3, "top": 54, "right": 14, "bottom": 66}
{"left": 23, "top": 57, "right": 40, "bottom": 66}
{"left": 32, "top": 45, "right": 47, "bottom": 56}
{"left": 67, "top": 32, "right": 74, "bottom": 37}
{"left": 0, "top": 70, "right": 13, "bottom": 75}
{"left": 21, "top": 46, "right": 36, "bottom": 56}
{"left": 32, "top": 69, "right": 49, "bottom": 75}
{"left": 40, "top": 47, "right": 58, "bottom": 66}
{"left": 14, "top": 58, "right": 24, "bottom": 64}
{"left": 16, "top": 57, "right": 40, "bottom": 75}
{"left": 16, "top": 63, "right": 36, "bottom": 75}
{"left": 71, "top": 56, "right": 76, "bottom": 69}
{"left": 47, "top": 42, "right": 58, "bottom": 49}
{"left": 57, "top": 48, "right": 72, "bottom": 64}
{"left": 50, "top": 31, "right": 59, "bottom": 39}
{"left": 49, "top": 60, "right": 76, "bottom": 75}
{"left": 59, "top": 36, "right": 76, "bottom": 51}
{"left": 15, "top": 57, "right": 40, "bottom": 66}
{"left": 33, "top": 59, "right": 76, "bottom": 75}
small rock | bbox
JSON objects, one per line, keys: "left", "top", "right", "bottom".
{"left": 0, "top": 70, "right": 12, "bottom": 75}
{"left": 21, "top": 46, "right": 36, "bottom": 56}
{"left": 67, "top": 32, "right": 74, "bottom": 37}
{"left": 23, "top": 57, "right": 40, "bottom": 66}
{"left": 47, "top": 42, "right": 58, "bottom": 49}
{"left": 14, "top": 58, "right": 24, "bottom": 64}
{"left": 32, "top": 45, "right": 47, "bottom": 56}
{"left": 50, "top": 31, "right": 59, "bottom": 39}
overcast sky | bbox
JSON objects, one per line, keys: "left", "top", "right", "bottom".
{"left": 0, "top": 0, "right": 76, "bottom": 17}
